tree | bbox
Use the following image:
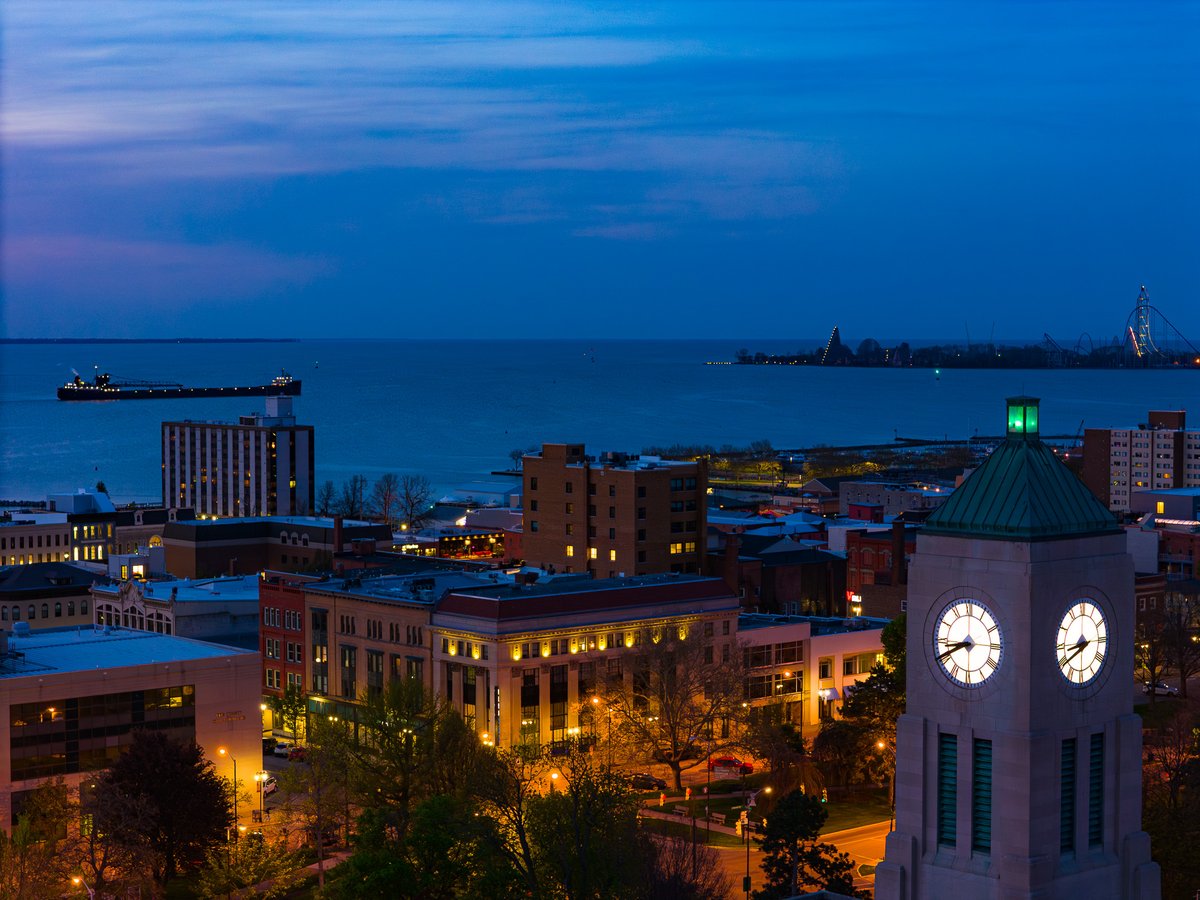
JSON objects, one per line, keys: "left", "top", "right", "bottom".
{"left": 269, "top": 683, "right": 308, "bottom": 741}
{"left": 397, "top": 474, "right": 434, "bottom": 531}
{"left": 369, "top": 473, "right": 401, "bottom": 529}
{"left": 346, "top": 678, "right": 482, "bottom": 839}
{"left": 753, "top": 790, "right": 862, "bottom": 899}
{"left": 316, "top": 480, "right": 337, "bottom": 517}
{"left": 1161, "top": 593, "right": 1200, "bottom": 699}
{"left": 599, "top": 627, "right": 746, "bottom": 789}
{"left": 836, "top": 615, "right": 905, "bottom": 800}
{"left": 525, "top": 748, "right": 644, "bottom": 899}
{"left": 0, "top": 779, "right": 75, "bottom": 899}
{"left": 1142, "top": 707, "right": 1200, "bottom": 899}
{"left": 1137, "top": 614, "right": 1169, "bottom": 704}
{"left": 509, "top": 449, "right": 526, "bottom": 470}
{"left": 276, "top": 717, "right": 353, "bottom": 889}
{"left": 196, "top": 835, "right": 306, "bottom": 899}
{"left": 95, "top": 480, "right": 109, "bottom": 495}
{"left": 640, "top": 834, "right": 732, "bottom": 900}
{"left": 471, "top": 746, "right": 551, "bottom": 900}
{"left": 91, "top": 731, "right": 232, "bottom": 883}
{"left": 338, "top": 474, "right": 368, "bottom": 519}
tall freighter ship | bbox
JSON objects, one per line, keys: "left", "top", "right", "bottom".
{"left": 57, "top": 370, "right": 301, "bottom": 401}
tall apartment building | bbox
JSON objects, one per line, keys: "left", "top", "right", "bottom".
{"left": 162, "top": 396, "right": 314, "bottom": 517}
{"left": 521, "top": 443, "right": 707, "bottom": 577}
{"left": 1082, "top": 409, "right": 1200, "bottom": 512}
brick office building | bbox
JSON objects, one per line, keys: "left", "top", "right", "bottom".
{"left": 521, "top": 444, "right": 707, "bottom": 577}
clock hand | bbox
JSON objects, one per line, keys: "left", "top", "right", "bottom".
{"left": 936, "top": 640, "right": 970, "bottom": 662}
{"left": 1062, "top": 637, "right": 1090, "bottom": 663}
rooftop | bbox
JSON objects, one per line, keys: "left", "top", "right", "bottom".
{"left": 0, "top": 626, "right": 253, "bottom": 678}
{"left": 923, "top": 397, "right": 1119, "bottom": 542}
{"left": 436, "top": 574, "right": 737, "bottom": 625}
{"left": 737, "top": 612, "right": 890, "bottom": 636}
{"left": 92, "top": 573, "right": 262, "bottom": 603}
{"left": 0, "top": 562, "right": 96, "bottom": 595}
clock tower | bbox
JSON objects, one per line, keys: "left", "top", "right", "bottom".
{"left": 875, "top": 397, "right": 1160, "bottom": 900}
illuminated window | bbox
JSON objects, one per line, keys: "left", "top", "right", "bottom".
{"left": 565, "top": 545, "right": 574, "bottom": 557}
{"left": 1157, "top": 501, "right": 1165, "bottom": 514}
{"left": 669, "top": 542, "right": 683, "bottom": 555}
{"left": 588, "top": 547, "right": 597, "bottom": 559}
{"left": 609, "top": 549, "right": 617, "bottom": 561}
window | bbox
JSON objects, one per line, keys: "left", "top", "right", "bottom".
{"left": 818, "top": 658, "right": 832, "bottom": 679}
{"left": 637, "top": 507, "right": 646, "bottom": 520}
{"left": 637, "top": 486, "right": 646, "bottom": 498}
{"left": 722, "top": 620, "right": 730, "bottom": 636}
{"left": 608, "top": 485, "right": 616, "bottom": 497}
{"left": 565, "top": 524, "right": 574, "bottom": 535}
{"left": 938, "top": 733, "right": 957, "bottom": 846}
{"left": 669, "top": 543, "right": 684, "bottom": 555}
{"left": 637, "top": 550, "right": 646, "bottom": 563}
{"left": 608, "top": 506, "right": 616, "bottom": 519}
{"left": 1061, "top": 738, "right": 1076, "bottom": 853}
{"left": 608, "top": 527, "right": 616, "bottom": 539}
{"left": 565, "top": 482, "right": 574, "bottom": 494}
{"left": 530, "top": 521, "right": 539, "bottom": 532}
{"left": 588, "top": 547, "right": 598, "bottom": 560}
{"left": 609, "top": 549, "right": 617, "bottom": 561}
{"left": 565, "top": 503, "right": 573, "bottom": 514}
{"left": 1088, "top": 733, "right": 1104, "bottom": 847}
{"left": 530, "top": 500, "right": 538, "bottom": 512}
{"left": 566, "top": 545, "right": 575, "bottom": 558}
{"left": 341, "top": 646, "right": 358, "bottom": 699}
{"left": 704, "top": 622, "right": 714, "bottom": 638}
{"left": 530, "top": 477, "right": 538, "bottom": 490}
{"left": 972, "top": 739, "right": 992, "bottom": 853}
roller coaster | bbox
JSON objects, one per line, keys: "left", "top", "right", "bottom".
{"left": 1041, "top": 286, "right": 1200, "bottom": 368}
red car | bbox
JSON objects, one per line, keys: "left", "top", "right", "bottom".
{"left": 708, "top": 756, "right": 754, "bottom": 775}
{"left": 288, "top": 746, "right": 307, "bottom": 762}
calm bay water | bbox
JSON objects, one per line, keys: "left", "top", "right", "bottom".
{"left": 1, "top": 340, "right": 1198, "bottom": 505}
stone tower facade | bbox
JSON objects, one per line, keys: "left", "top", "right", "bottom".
{"left": 875, "top": 397, "right": 1160, "bottom": 900}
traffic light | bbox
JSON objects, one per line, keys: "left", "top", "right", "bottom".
{"left": 685, "top": 787, "right": 692, "bottom": 801}
{"left": 821, "top": 789, "right": 828, "bottom": 803}
{"left": 659, "top": 792, "right": 665, "bottom": 807}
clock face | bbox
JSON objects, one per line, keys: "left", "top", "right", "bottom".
{"left": 1056, "top": 601, "right": 1108, "bottom": 685}
{"left": 934, "top": 600, "right": 1003, "bottom": 687}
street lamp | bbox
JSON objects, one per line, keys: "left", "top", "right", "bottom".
{"left": 550, "top": 772, "right": 559, "bottom": 794}
{"left": 71, "top": 876, "right": 95, "bottom": 899}
{"left": 218, "top": 747, "right": 238, "bottom": 833}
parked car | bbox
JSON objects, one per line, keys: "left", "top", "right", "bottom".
{"left": 271, "top": 740, "right": 294, "bottom": 757}
{"left": 288, "top": 746, "right": 308, "bottom": 762}
{"left": 1143, "top": 681, "right": 1180, "bottom": 697}
{"left": 708, "top": 756, "right": 754, "bottom": 775}
{"left": 262, "top": 737, "right": 277, "bottom": 755}
{"left": 628, "top": 772, "right": 667, "bottom": 791}
{"left": 258, "top": 775, "right": 278, "bottom": 796}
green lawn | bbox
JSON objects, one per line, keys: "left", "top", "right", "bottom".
{"left": 1135, "top": 698, "right": 1185, "bottom": 731}
{"left": 640, "top": 816, "right": 746, "bottom": 849}
{"left": 819, "top": 789, "right": 892, "bottom": 834}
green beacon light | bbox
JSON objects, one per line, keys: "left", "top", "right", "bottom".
{"left": 1006, "top": 396, "right": 1039, "bottom": 439}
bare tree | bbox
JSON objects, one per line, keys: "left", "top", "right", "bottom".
{"left": 599, "top": 627, "right": 746, "bottom": 789}
{"left": 369, "top": 473, "right": 401, "bottom": 528}
{"left": 1137, "top": 614, "right": 1170, "bottom": 704}
{"left": 1162, "top": 592, "right": 1200, "bottom": 699}
{"left": 316, "top": 480, "right": 337, "bottom": 517}
{"left": 337, "top": 475, "right": 368, "bottom": 519}
{"left": 398, "top": 475, "right": 434, "bottom": 531}
{"left": 509, "top": 449, "right": 526, "bottom": 470}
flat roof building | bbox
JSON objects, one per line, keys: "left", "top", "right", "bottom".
{"left": 162, "top": 396, "right": 314, "bottom": 518}
{"left": 522, "top": 443, "right": 707, "bottom": 578}
{"left": 0, "top": 626, "right": 260, "bottom": 829}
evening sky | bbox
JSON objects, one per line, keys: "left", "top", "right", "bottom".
{"left": 2, "top": 1, "right": 1197, "bottom": 341}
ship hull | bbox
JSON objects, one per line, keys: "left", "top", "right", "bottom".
{"left": 57, "top": 381, "right": 302, "bottom": 401}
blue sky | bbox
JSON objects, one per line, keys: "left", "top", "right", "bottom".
{"left": 2, "top": 1, "right": 1197, "bottom": 340}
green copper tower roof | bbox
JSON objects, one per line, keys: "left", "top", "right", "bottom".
{"left": 922, "top": 397, "right": 1120, "bottom": 541}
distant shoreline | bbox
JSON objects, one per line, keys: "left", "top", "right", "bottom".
{"left": 0, "top": 338, "right": 299, "bottom": 344}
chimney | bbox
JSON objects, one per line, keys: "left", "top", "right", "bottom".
{"left": 333, "top": 515, "right": 344, "bottom": 555}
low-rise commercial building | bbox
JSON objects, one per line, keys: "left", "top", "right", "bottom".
{"left": 0, "top": 562, "right": 95, "bottom": 630}
{"left": 0, "top": 626, "right": 260, "bottom": 829}
{"left": 92, "top": 574, "right": 261, "bottom": 649}
{"left": 431, "top": 574, "right": 740, "bottom": 750}
{"left": 163, "top": 515, "right": 391, "bottom": 578}
{"left": 737, "top": 613, "right": 888, "bottom": 738}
